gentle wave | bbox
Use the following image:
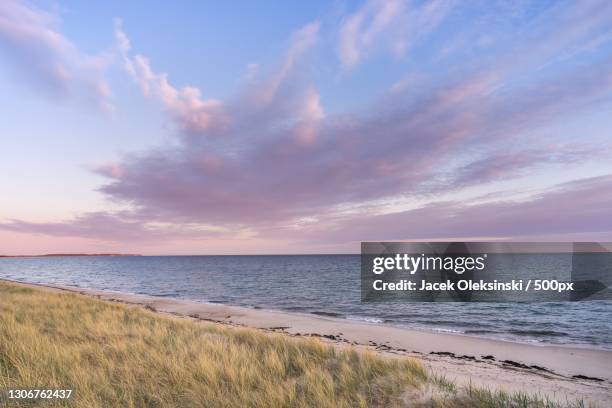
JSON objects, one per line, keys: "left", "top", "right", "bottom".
{"left": 346, "top": 315, "right": 384, "bottom": 324}
{"left": 311, "top": 311, "right": 344, "bottom": 318}
{"left": 508, "top": 329, "right": 568, "bottom": 338}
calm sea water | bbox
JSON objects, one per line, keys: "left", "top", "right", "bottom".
{"left": 1, "top": 255, "right": 610, "bottom": 349}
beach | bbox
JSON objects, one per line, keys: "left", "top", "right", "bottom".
{"left": 1, "top": 254, "right": 608, "bottom": 349}
{"left": 3, "top": 1, "right": 612, "bottom": 406}
{"left": 4, "top": 279, "right": 611, "bottom": 406}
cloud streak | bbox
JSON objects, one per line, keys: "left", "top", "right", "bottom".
{"left": 0, "top": 212, "right": 228, "bottom": 243}
{"left": 338, "top": 0, "right": 454, "bottom": 68}
{"left": 3, "top": 175, "right": 612, "bottom": 246}
{"left": 265, "top": 175, "right": 612, "bottom": 245}
{"left": 0, "top": 0, "right": 114, "bottom": 110}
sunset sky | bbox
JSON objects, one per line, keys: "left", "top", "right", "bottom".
{"left": 1, "top": 0, "right": 612, "bottom": 255}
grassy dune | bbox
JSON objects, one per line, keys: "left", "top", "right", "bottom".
{"left": 0, "top": 282, "right": 585, "bottom": 407}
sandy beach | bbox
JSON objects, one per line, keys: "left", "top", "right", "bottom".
{"left": 3, "top": 278, "right": 611, "bottom": 406}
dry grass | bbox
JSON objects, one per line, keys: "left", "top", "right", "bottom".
{"left": 0, "top": 282, "right": 587, "bottom": 407}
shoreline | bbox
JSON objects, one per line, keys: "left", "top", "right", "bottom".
{"left": 2, "top": 277, "right": 608, "bottom": 353}
{"left": 3, "top": 278, "right": 612, "bottom": 405}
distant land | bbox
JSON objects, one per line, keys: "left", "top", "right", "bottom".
{"left": 0, "top": 254, "right": 141, "bottom": 258}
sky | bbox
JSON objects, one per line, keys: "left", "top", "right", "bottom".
{"left": 0, "top": 0, "right": 611, "bottom": 255}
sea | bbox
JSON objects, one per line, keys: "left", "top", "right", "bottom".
{"left": 0, "top": 255, "right": 610, "bottom": 349}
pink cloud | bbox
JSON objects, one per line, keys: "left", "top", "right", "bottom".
{"left": 2, "top": 175, "right": 612, "bottom": 251}
{"left": 269, "top": 175, "right": 612, "bottom": 245}
{"left": 451, "top": 145, "right": 609, "bottom": 186}
{"left": 115, "top": 20, "right": 228, "bottom": 135}
{"left": 91, "top": 50, "right": 612, "bottom": 228}
{"left": 115, "top": 19, "right": 321, "bottom": 139}
{"left": 0, "top": 212, "right": 228, "bottom": 244}
{"left": 0, "top": 0, "right": 114, "bottom": 110}
{"left": 8, "top": 3, "right": 605, "bottom": 227}
{"left": 2, "top": 1, "right": 612, "bottom": 252}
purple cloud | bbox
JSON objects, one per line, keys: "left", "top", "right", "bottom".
{"left": 2, "top": 175, "right": 611, "bottom": 247}
{"left": 270, "top": 175, "right": 612, "bottom": 245}
{"left": 2, "top": 1, "right": 612, "bottom": 250}
{"left": 115, "top": 19, "right": 229, "bottom": 135}
{"left": 450, "top": 146, "right": 609, "bottom": 186}
{"left": 0, "top": 212, "right": 226, "bottom": 243}
{"left": 0, "top": 0, "right": 114, "bottom": 110}
{"left": 94, "top": 51, "right": 612, "bottom": 226}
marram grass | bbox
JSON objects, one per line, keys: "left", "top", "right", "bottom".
{"left": 0, "top": 282, "right": 588, "bottom": 407}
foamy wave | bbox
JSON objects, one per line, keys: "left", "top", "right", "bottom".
{"left": 431, "top": 327, "right": 464, "bottom": 334}
{"left": 346, "top": 315, "right": 384, "bottom": 324}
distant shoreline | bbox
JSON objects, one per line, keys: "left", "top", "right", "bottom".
{"left": 0, "top": 254, "right": 141, "bottom": 258}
